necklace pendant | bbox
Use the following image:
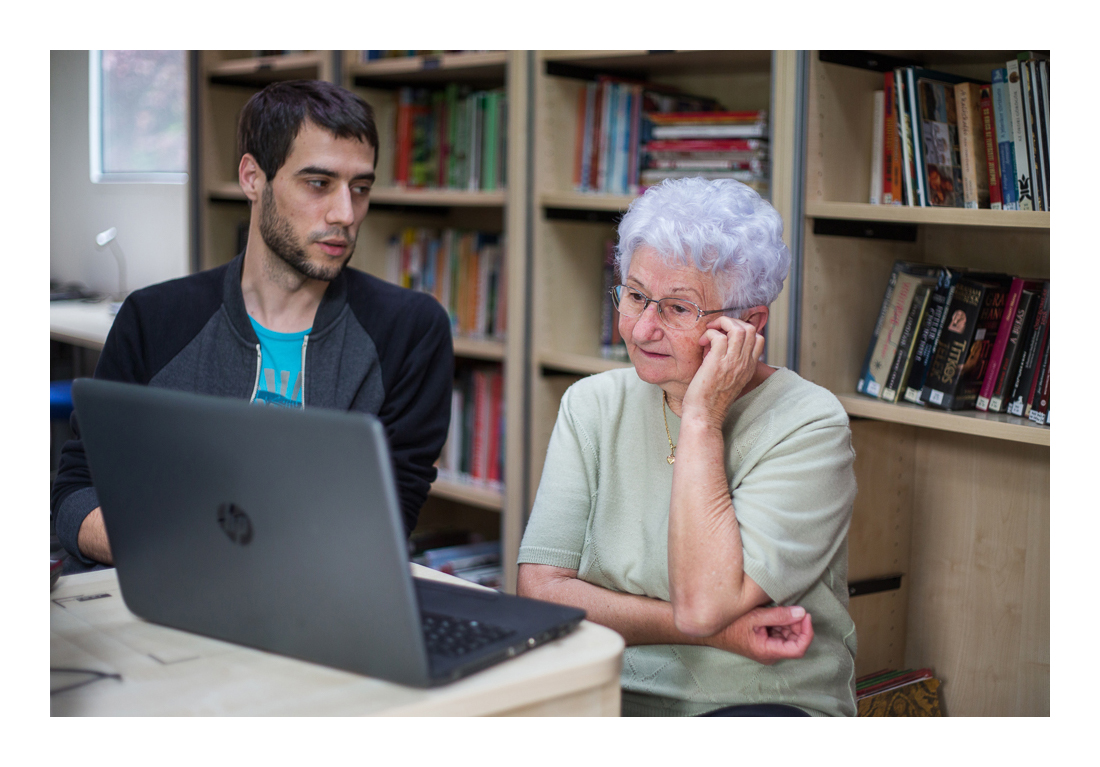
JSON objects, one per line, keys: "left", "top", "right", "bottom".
{"left": 667, "top": 454, "right": 675, "bottom": 465}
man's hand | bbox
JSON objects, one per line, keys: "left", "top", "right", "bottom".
{"left": 704, "top": 605, "right": 813, "bottom": 665}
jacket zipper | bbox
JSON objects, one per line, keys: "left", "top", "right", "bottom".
{"left": 300, "top": 335, "right": 309, "bottom": 408}
{"left": 249, "top": 344, "right": 261, "bottom": 404}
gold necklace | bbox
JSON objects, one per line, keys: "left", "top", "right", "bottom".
{"left": 662, "top": 392, "right": 676, "bottom": 465}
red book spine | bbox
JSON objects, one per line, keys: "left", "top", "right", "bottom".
{"left": 980, "top": 86, "right": 1003, "bottom": 209}
{"left": 487, "top": 369, "right": 503, "bottom": 483}
{"left": 976, "top": 278, "right": 1024, "bottom": 410}
{"left": 883, "top": 71, "right": 897, "bottom": 204}
{"left": 641, "top": 139, "right": 761, "bottom": 153}
{"left": 471, "top": 370, "right": 489, "bottom": 480}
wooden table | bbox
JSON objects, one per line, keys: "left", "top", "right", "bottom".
{"left": 50, "top": 566, "right": 624, "bottom": 716}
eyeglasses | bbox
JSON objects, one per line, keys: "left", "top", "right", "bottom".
{"left": 609, "top": 284, "right": 749, "bottom": 331}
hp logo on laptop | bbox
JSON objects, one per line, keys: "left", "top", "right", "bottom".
{"left": 217, "top": 503, "right": 253, "bottom": 545}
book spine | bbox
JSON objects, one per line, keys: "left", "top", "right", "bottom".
{"left": 573, "top": 84, "right": 587, "bottom": 190}
{"left": 903, "top": 269, "right": 955, "bottom": 404}
{"left": 1027, "top": 342, "right": 1050, "bottom": 424}
{"left": 487, "top": 368, "right": 503, "bottom": 483}
{"left": 895, "top": 69, "right": 915, "bottom": 206}
{"left": 1006, "top": 59, "right": 1035, "bottom": 211}
{"left": 991, "top": 69, "right": 1018, "bottom": 209}
{"left": 1006, "top": 283, "right": 1050, "bottom": 416}
{"left": 1018, "top": 60, "right": 1044, "bottom": 211}
{"left": 988, "top": 289, "right": 1037, "bottom": 413}
{"left": 978, "top": 85, "right": 1002, "bottom": 209}
{"left": 953, "top": 283, "right": 1009, "bottom": 410}
{"left": 883, "top": 71, "right": 899, "bottom": 204}
{"left": 597, "top": 81, "right": 613, "bottom": 192}
{"left": 1027, "top": 60, "right": 1050, "bottom": 211}
{"left": 881, "top": 282, "right": 932, "bottom": 403}
{"left": 865, "top": 273, "right": 922, "bottom": 398}
{"left": 976, "top": 278, "right": 1024, "bottom": 410}
{"left": 870, "top": 90, "right": 885, "bottom": 204}
{"left": 906, "top": 68, "right": 927, "bottom": 206}
{"left": 921, "top": 279, "right": 986, "bottom": 409}
{"left": 394, "top": 87, "right": 413, "bottom": 187}
{"left": 628, "top": 84, "right": 643, "bottom": 194}
{"left": 955, "top": 83, "right": 988, "bottom": 209}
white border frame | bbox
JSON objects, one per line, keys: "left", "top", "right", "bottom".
{"left": 89, "top": 50, "right": 188, "bottom": 184}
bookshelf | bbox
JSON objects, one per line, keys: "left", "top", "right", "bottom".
{"left": 342, "top": 51, "right": 529, "bottom": 593}
{"left": 803, "top": 50, "right": 1049, "bottom": 715}
{"left": 528, "top": 50, "right": 800, "bottom": 512}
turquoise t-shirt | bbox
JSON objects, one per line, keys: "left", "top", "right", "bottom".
{"left": 248, "top": 317, "right": 310, "bottom": 408}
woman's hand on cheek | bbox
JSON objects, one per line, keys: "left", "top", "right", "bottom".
{"left": 682, "top": 316, "right": 764, "bottom": 429}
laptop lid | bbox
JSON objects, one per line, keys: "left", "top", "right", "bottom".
{"left": 72, "top": 379, "right": 585, "bottom": 688}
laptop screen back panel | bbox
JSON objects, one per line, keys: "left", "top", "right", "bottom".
{"left": 74, "top": 380, "right": 433, "bottom": 687}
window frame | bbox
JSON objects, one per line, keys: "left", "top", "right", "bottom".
{"left": 89, "top": 49, "right": 189, "bottom": 184}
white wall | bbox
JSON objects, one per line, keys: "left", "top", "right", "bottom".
{"left": 51, "top": 50, "right": 189, "bottom": 295}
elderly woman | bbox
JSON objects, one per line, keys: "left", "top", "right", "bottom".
{"left": 517, "top": 178, "right": 857, "bottom": 717}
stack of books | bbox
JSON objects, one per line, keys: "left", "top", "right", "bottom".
{"left": 856, "top": 668, "right": 942, "bottom": 716}
{"left": 385, "top": 227, "right": 506, "bottom": 341}
{"left": 394, "top": 84, "right": 507, "bottom": 192}
{"left": 857, "top": 260, "right": 1049, "bottom": 425}
{"left": 639, "top": 111, "right": 769, "bottom": 196}
{"left": 438, "top": 363, "right": 505, "bottom": 494}
{"left": 869, "top": 52, "right": 1049, "bottom": 211}
{"left": 409, "top": 533, "right": 503, "bottom": 590}
{"left": 572, "top": 77, "right": 721, "bottom": 195}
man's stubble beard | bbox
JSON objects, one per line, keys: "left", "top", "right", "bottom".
{"left": 259, "top": 183, "right": 355, "bottom": 283}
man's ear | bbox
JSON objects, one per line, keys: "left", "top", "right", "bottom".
{"left": 239, "top": 153, "right": 266, "bottom": 203}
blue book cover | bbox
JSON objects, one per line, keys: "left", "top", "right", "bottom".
{"left": 991, "top": 68, "right": 1018, "bottom": 209}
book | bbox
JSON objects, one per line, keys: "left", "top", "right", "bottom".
{"left": 870, "top": 90, "right": 885, "bottom": 204}
{"left": 913, "top": 68, "right": 973, "bottom": 208}
{"left": 903, "top": 68, "right": 927, "bottom": 206}
{"left": 863, "top": 271, "right": 938, "bottom": 399}
{"left": 991, "top": 68, "right": 1018, "bottom": 210}
{"left": 978, "top": 85, "right": 1002, "bottom": 210}
{"left": 857, "top": 261, "right": 941, "bottom": 396}
{"left": 950, "top": 276, "right": 1011, "bottom": 410}
{"left": 1028, "top": 343, "right": 1050, "bottom": 425}
{"left": 1023, "top": 56, "right": 1050, "bottom": 211}
{"left": 894, "top": 69, "right": 916, "bottom": 206}
{"left": 987, "top": 288, "right": 1039, "bottom": 413}
{"left": 1005, "top": 281, "right": 1049, "bottom": 417}
{"left": 883, "top": 71, "right": 902, "bottom": 205}
{"left": 903, "top": 266, "right": 959, "bottom": 404}
{"left": 1017, "top": 57, "right": 1044, "bottom": 211}
{"left": 1006, "top": 59, "right": 1035, "bottom": 211}
{"left": 955, "top": 82, "right": 989, "bottom": 209}
{"left": 880, "top": 281, "right": 933, "bottom": 403}
{"left": 920, "top": 276, "right": 1007, "bottom": 410}
{"left": 976, "top": 278, "right": 1041, "bottom": 411}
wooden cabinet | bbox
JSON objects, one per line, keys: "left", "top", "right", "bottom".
{"left": 803, "top": 50, "right": 1049, "bottom": 715}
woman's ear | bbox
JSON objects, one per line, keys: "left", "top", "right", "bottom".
{"left": 743, "top": 305, "right": 769, "bottom": 334}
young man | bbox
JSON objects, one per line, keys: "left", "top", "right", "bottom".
{"left": 51, "top": 80, "right": 454, "bottom": 570}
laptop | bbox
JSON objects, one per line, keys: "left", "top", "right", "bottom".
{"left": 70, "top": 379, "right": 585, "bottom": 688}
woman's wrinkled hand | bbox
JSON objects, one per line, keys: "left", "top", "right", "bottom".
{"left": 702, "top": 605, "right": 814, "bottom": 665}
{"left": 681, "top": 315, "right": 764, "bottom": 429}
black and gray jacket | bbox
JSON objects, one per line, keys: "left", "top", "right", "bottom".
{"left": 51, "top": 254, "right": 454, "bottom": 566}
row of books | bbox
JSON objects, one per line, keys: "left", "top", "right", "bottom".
{"left": 869, "top": 52, "right": 1049, "bottom": 211}
{"left": 438, "top": 363, "right": 505, "bottom": 492}
{"left": 571, "top": 76, "right": 770, "bottom": 196}
{"left": 394, "top": 85, "right": 507, "bottom": 192}
{"left": 408, "top": 531, "right": 503, "bottom": 590}
{"left": 856, "top": 668, "right": 942, "bottom": 716}
{"left": 858, "top": 261, "right": 1050, "bottom": 425}
{"left": 385, "top": 227, "right": 506, "bottom": 341}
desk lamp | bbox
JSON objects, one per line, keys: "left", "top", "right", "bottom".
{"left": 95, "top": 227, "right": 128, "bottom": 309}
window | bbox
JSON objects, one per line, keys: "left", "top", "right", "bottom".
{"left": 90, "top": 50, "right": 188, "bottom": 183}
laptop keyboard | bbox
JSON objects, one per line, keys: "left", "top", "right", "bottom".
{"left": 421, "top": 612, "right": 516, "bottom": 658}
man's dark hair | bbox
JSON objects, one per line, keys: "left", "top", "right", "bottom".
{"left": 237, "top": 80, "right": 379, "bottom": 180}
